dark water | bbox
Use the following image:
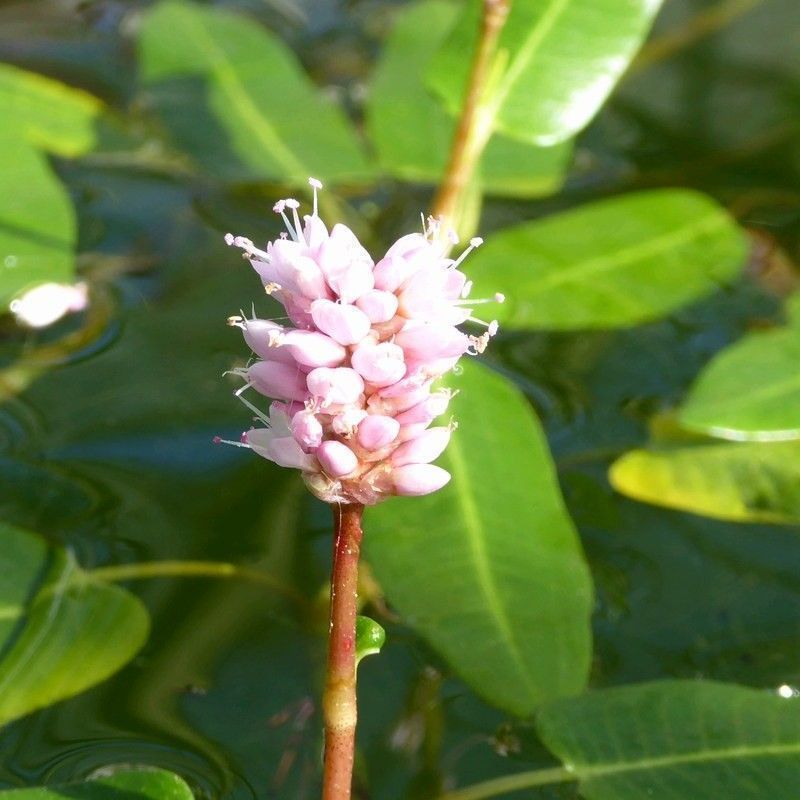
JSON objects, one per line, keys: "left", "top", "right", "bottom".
{"left": 1, "top": 0, "right": 799, "bottom": 797}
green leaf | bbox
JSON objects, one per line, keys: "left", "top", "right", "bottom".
{"left": 679, "top": 327, "right": 800, "bottom": 441}
{"left": 367, "top": 0, "right": 571, "bottom": 198}
{"left": 0, "top": 62, "right": 100, "bottom": 157}
{"left": 138, "top": 0, "right": 372, "bottom": 184}
{"left": 0, "top": 523, "right": 149, "bottom": 726}
{"left": 537, "top": 680, "right": 800, "bottom": 799}
{"left": 468, "top": 189, "right": 748, "bottom": 330}
{"left": 0, "top": 768, "right": 194, "bottom": 798}
{"left": 0, "top": 64, "right": 102, "bottom": 305}
{"left": 609, "top": 440, "right": 800, "bottom": 524}
{"left": 365, "top": 361, "right": 593, "bottom": 716}
{"left": 429, "top": 0, "right": 664, "bottom": 145}
{"left": 0, "top": 133, "right": 76, "bottom": 305}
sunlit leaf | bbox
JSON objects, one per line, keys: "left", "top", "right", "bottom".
{"left": 429, "top": 0, "right": 664, "bottom": 145}
{"left": 679, "top": 327, "right": 800, "bottom": 441}
{"left": 365, "top": 361, "right": 593, "bottom": 716}
{"left": 0, "top": 62, "right": 100, "bottom": 157}
{"left": 467, "top": 189, "right": 748, "bottom": 329}
{"left": 367, "top": 0, "right": 571, "bottom": 197}
{"left": 0, "top": 133, "right": 75, "bottom": 305}
{"left": 0, "top": 768, "right": 194, "bottom": 798}
{"left": 537, "top": 680, "right": 800, "bottom": 799}
{"left": 609, "top": 440, "right": 800, "bottom": 524}
{"left": 138, "top": 0, "right": 373, "bottom": 184}
{"left": 0, "top": 523, "right": 149, "bottom": 726}
{"left": 356, "top": 615, "right": 385, "bottom": 665}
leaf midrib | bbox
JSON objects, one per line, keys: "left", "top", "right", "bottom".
{"left": 579, "top": 739, "right": 800, "bottom": 779}
{"left": 176, "top": 6, "right": 308, "bottom": 180}
{"left": 446, "top": 431, "right": 538, "bottom": 702}
{"left": 523, "top": 210, "right": 729, "bottom": 294}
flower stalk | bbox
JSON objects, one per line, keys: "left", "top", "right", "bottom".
{"left": 322, "top": 502, "right": 365, "bottom": 800}
{"left": 431, "top": 0, "right": 511, "bottom": 234}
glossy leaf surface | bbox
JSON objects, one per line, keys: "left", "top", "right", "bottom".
{"left": 467, "top": 189, "right": 748, "bottom": 329}
{"left": 138, "top": 0, "right": 372, "bottom": 184}
{"left": 537, "top": 680, "right": 800, "bottom": 799}
{"left": 0, "top": 769, "right": 194, "bottom": 798}
{"left": 365, "top": 361, "right": 593, "bottom": 716}
{"left": 367, "top": 0, "right": 571, "bottom": 197}
{"left": 679, "top": 327, "right": 800, "bottom": 441}
{"left": 429, "top": 0, "right": 664, "bottom": 144}
{"left": 0, "top": 524, "right": 149, "bottom": 726}
{"left": 609, "top": 440, "right": 800, "bottom": 524}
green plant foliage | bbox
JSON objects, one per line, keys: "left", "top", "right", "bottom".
{"left": 0, "top": 768, "right": 194, "bottom": 798}
{"left": 537, "top": 680, "right": 800, "bottom": 799}
{"left": 0, "top": 523, "right": 149, "bottom": 726}
{"left": 355, "top": 615, "right": 386, "bottom": 665}
{"left": 367, "top": 0, "right": 571, "bottom": 197}
{"left": 609, "top": 440, "right": 800, "bottom": 524}
{"left": 679, "top": 327, "right": 800, "bottom": 441}
{"left": 0, "top": 64, "right": 101, "bottom": 305}
{"left": 429, "top": 0, "right": 664, "bottom": 145}
{"left": 466, "top": 189, "right": 747, "bottom": 329}
{"left": 138, "top": 0, "right": 373, "bottom": 184}
{"left": 365, "top": 361, "right": 593, "bottom": 716}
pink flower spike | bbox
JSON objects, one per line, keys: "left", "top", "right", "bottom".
{"left": 280, "top": 329, "right": 347, "bottom": 368}
{"left": 351, "top": 341, "right": 406, "bottom": 387}
{"left": 394, "top": 324, "right": 469, "bottom": 361}
{"left": 247, "top": 360, "right": 309, "bottom": 402}
{"left": 291, "top": 410, "right": 324, "bottom": 449}
{"left": 355, "top": 289, "right": 399, "bottom": 323}
{"left": 306, "top": 367, "right": 365, "bottom": 407}
{"left": 317, "top": 440, "right": 358, "bottom": 478}
{"left": 235, "top": 318, "right": 294, "bottom": 363}
{"left": 391, "top": 426, "right": 452, "bottom": 466}
{"left": 356, "top": 415, "right": 400, "bottom": 451}
{"left": 245, "top": 429, "right": 316, "bottom": 470}
{"left": 393, "top": 464, "right": 451, "bottom": 496}
{"left": 394, "top": 390, "right": 452, "bottom": 425}
{"left": 311, "top": 299, "right": 372, "bottom": 345}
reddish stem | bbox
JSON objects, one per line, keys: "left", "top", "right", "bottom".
{"left": 431, "top": 0, "right": 511, "bottom": 231}
{"left": 322, "top": 502, "right": 365, "bottom": 800}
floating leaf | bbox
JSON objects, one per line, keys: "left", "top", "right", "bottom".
{"left": 429, "top": 0, "right": 664, "bottom": 145}
{"left": 0, "top": 62, "right": 100, "bottom": 157}
{"left": 0, "top": 65, "right": 102, "bottom": 305}
{"left": 0, "top": 523, "right": 149, "bottom": 726}
{"left": 609, "top": 440, "right": 800, "bottom": 524}
{"left": 0, "top": 133, "right": 76, "bottom": 305}
{"left": 138, "top": 0, "right": 372, "bottom": 184}
{"left": 365, "top": 361, "right": 593, "bottom": 716}
{"left": 0, "top": 768, "right": 194, "bottom": 798}
{"left": 367, "top": 0, "right": 571, "bottom": 197}
{"left": 679, "top": 327, "right": 800, "bottom": 441}
{"left": 467, "top": 189, "right": 747, "bottom": 329}
{"left": 537, "top": 680, "right": 800, "bottom": 799}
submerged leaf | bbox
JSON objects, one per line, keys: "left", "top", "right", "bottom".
{"left": 365, "top": 361, "right": 593, "bottom": 716}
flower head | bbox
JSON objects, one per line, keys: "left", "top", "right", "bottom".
{"left": 221, "top": 179, "right": 502, "bottom": 505}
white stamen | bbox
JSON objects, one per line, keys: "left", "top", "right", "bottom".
{"left": 461, "top": 280, "right": 473, "bottom": 299}
{"left": 234, "top": 382, "right": 271, "bottom": 424}
{"left": 308, "top": 177, "right": 322, "bottom": 216}
{"left": 452, "top": 237, "right": 483, "bottom": 270}
{"left": 264, "top": 282, "right": 282, "bottom": 295}
{"left": 225, "top": 235, "right": 271, "bottom": 262}
{"left": 284, "top": 198, "right": 306, "bottom": 245}
{"left": 495, "top": 292, "right": 505, "bottom": 303}
{"left": 214, "top": 436, "right": 251, "bottom": 449}
{"left": 488, "top": 320, "right": 499, "bottom": 336}
{"left": 273, "top": 200, "right": 298, "bottom": 241}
